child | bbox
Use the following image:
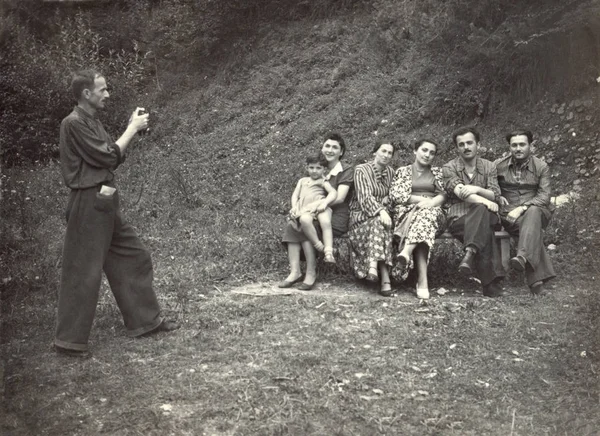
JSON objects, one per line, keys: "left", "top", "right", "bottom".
{"left": 288, "top": 153, "right": 338, "bottom": 263}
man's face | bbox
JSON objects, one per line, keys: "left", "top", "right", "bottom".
{"left": 307, "top": 163, "right": 325, "bottom": 180}
{"left": 455, "top": 132, "right": 479, "bottom": 161}
{"left": 86, "top": 76, "right": 109, "bottom": 110}
{"left": 509, "top": 135, "right": 532, "bottom": 162}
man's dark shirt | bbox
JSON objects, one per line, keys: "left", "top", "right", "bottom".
{"left": 59, "top": 106, "right": 124, "bottom": 189}
{"left": 494, "top": 154, "right": 553, "bottom": 214}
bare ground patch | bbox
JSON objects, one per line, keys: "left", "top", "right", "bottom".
{"left": 2, "top": 277, "right": 598, "bottom": 436}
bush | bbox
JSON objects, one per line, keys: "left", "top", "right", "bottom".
{"left": 0, "top": 4, "right": 153, "bottom": 167}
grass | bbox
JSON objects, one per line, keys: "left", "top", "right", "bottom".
{"left": 2, "top": 1, "right": 600, "bottom": 434}
{"left": 2, "top": 276, "right": 599, "bottom": 435}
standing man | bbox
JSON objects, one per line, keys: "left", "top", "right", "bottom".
{"left": 495, "top": 129, "right": 555, "bottom": 295}
{"left": 443, "top": 126, "right": 505, "bottom": 297}
{"left": 56, "top": 69, "right": 178, "bottom": 356}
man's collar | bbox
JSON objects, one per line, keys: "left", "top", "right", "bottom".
{"left": 509, "top": 156, "right": 531, "bottom": 169}
{"left": 456, "top": 156, "right": 483, "bottom": 173}
{"left": 75, "top": 105, "right": 97, "bottom": 120}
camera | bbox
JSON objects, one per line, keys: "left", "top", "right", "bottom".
{"left": 138, "top": 108, "right": 150, "bottom": 135}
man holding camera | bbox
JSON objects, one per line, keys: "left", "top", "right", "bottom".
{"left": 55, "top": 69, "right": 178, "bottom": 356}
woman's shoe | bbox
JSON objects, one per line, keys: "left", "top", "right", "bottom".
{"left": 324, "top": 248, "right": 336, "bottom": 264}
{"left": 278, "top": 276, "right": 303, "bottom": 288}
{"left": 416, "top": 287, "right": 430, "bottom": 300}
{"left": 380, "top": 281, "right": 393, "bottom": 297}
{"left": 397, "top": 253, "right": 409, "bottom": 269}
{"left": 324, "top": 253, "right": 336, "bottom": 263}
{"left": 297, "top": 282, "right": 314, "bottom": 291}
{"left": 366, "top": 267, "right": 379, "bottom": 282}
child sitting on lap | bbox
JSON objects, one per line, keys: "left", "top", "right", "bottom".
{"left": 288, "top": 153, "right": 338, "bottom": 263}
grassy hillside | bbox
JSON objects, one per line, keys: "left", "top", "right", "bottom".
{"left": 2, "top": 1, "right": 600, "bottom": 434}
{"left": 2, "top": 0, "right": 600, "bottom": 298}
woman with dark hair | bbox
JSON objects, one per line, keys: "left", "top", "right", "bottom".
{"left": 347, "top": 140, "right": 395, "bottom": 296}
{"left": 390, "top": 139, "right": 446, "bottom": 299}
{"left": 279, "top": 133, "right": 354, "bottom": 290}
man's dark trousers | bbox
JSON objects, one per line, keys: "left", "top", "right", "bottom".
{"left": 502, "top": 205, "right": 555, "bottom": 286}
{"left": 448, "top": 203, "right": 505, "bottom": 286}
{"left": 55, "top": 186, "right": 162, "bottom": 351}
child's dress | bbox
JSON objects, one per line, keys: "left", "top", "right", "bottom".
{"left": 288, "top": 177, "right": 331, "bottom": 230}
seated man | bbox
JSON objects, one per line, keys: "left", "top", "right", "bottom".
{"left": 443, "top": 126, "right": 505, "bottom": 297}
{"left": 495, "top": 129, "right": 556, "bottom": 295}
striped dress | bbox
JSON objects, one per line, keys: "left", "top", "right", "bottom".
{"left": 347, "top": 161, "right": 394, "bottom": 279}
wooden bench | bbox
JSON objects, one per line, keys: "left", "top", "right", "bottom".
{"left": 332, "top": 230, "right": 512, "bottom": 272}
{"left": 438, "top": 230, "right": 512, "bottom": 271}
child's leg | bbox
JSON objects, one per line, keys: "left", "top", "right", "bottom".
{"left": 299, "top": 213, "right": 324, "bottom": 251}
{"left": 317, "top": 209, "right": 335, "bottom": 262}
{"left": 316, "top": 209, "right": 333, "bottom": 251}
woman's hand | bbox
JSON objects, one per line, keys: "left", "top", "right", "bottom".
{"left": 416, "top": 198, "right": 435, "bottom": 209}
{"left": 379, "top": 209, "right": 392, "bottom": 229}
{"left": 316, "top": 201, "right": 329, "bottom": 213}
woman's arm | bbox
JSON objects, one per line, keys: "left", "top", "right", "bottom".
{"left": 355, "top": 165, "right": 384, "bottom": 217}
{"left": 330, "top": 184, "right": 349, "bottom": 206}
{"left": 321, "top": 181, "right": 338, "bottom": 206}
{"left": 389, "top": 167, "right": 411, "bottom": 206}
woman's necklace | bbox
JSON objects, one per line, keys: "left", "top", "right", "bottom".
{"left": 414, "top": 164, "right": 427, "bottom": 174}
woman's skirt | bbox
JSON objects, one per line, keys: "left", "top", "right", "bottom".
{"left": 391, "top": 206, "right": 446, "bottom": 280}
{"left": 347, "top": 216, "right": 393, "bottom": 279}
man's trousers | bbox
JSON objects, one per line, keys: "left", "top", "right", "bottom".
{"left": 55, "top": 186, "right": 162, "bottom": 351}
{"left": 501, "top": 205, "right": 556, "bottom": 286}
{"left": 448, "top": 203, "right": 505, "bottom": 286}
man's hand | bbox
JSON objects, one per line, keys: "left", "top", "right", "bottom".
{"left": 498, "top": 196, "right": 509, "bottom": 207}
{"left": 506, "top": 205, "right": 525, "bottom": 223}
{"left": 129, "top": 107, "right": 149, "bottom": 133}
{"left": 457, "top": 185, "right": 480, "bottom": 200}
{"left": 483, "top": 200, "right": 499, "bottom": 213}
{"left": 379, "top": 209, "right": 392, "bottom": 229}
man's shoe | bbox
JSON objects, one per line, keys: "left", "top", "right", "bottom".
{"left": 156, "top": 320, "right": 181, "bottom": 332}
{"left": 530, "top": 281, "right": 548, "bottom": 296}
{"left": 54, "top": 345, "right": 91, "bottom": 358}
{"left": 482, "top": 280, "right": 506, "bottom": 298}
{"left": 458, "top": 250, "right": 476, "bottom": 276}
{"left": 509, "top": 255, "right": 526, "bottom": 273}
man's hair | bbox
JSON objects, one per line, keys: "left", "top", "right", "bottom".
{"left": 306, "top": 152, "right": 328, "bottom": 167}
{"left": 451, "top": 126, "right": 481, "bottom": 145}
{"left": 505, "top": 129, "right": 533, "bottom": 145}
{"left": 371, "top": 139, "right": 396, "bottom": 155}
{"left": 71, "top": 69, "right": 103, "bottom": 101}
{"left": 414, "top": 138, "right": 439, "bottom": 153}
{"left": 324, "top": 132, "right": 346, "bottom": 157}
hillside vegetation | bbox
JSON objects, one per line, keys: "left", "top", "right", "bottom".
{"left": 1, "top": 0, "right": 600, "bottom": 315}
{"left": 2, "top": 1, "right": 600, "bottom": 435}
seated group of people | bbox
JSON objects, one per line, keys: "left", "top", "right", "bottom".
{"left": 279, "top": 127, "right": 556, "bottom": 299}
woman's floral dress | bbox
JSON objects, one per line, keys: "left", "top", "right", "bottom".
{"left": 390, "top": 165, "right": 446, "bottom": 280}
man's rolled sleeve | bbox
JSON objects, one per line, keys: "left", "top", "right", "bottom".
{"left": 486, "top": 164, "right": 502, "bottom": 204}
{"left": 525, "top": 163, "right": 552, "bottom": 207}
{"left": 443, "top": 162, "right": 463, "bottom": 197}
{"left": 69, "top": 120, "right": 122, "bottom": 170}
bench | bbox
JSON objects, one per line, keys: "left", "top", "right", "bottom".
{"left": 331, "top": 230, "right": 512, "bottom": 272}
{"left": 437, "top": 230, "right": 512, "bottom": 271}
